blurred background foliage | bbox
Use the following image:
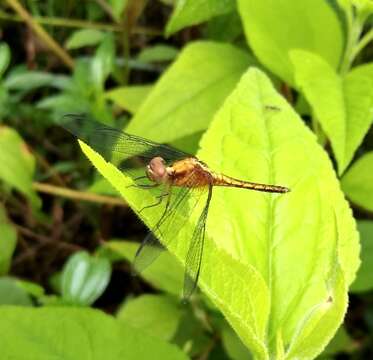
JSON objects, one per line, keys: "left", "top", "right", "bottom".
{"left": 0, "top": 0, "right": 372, "bottom": 359}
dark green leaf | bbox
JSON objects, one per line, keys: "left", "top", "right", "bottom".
{"left": 127, "top": 41, "right": 253, "bottom": 143}
{"left": 108, "top": 0, "right": 128, "bottom": 21}
{"left": 16, "top": 280, "right": 45, "bottom": 299}
{"left": 0, "top": 306, "right": 188, "bottom": 360}
{"left": 65, "top": 29, "right": 106, "bottom": 50}
{"left": 341, "top": 151, "right": 373, "bottom": 211}
{"left": 0, "top": 42, "right": 11, "bottom": 78}
{"left": 91, "top": 34, "right": 115, "bottom": 91}
{"left": 106, "top": 85, "right": 153, "bottom": 113}
{"left": 166, "top": 0, "right": 236, "bottom": 35}
{"left": 350, "top": 221, "right": 373, "bottom": 292}
{"left": 221, "top": 321, "right": 252, "bottom": 360}
{"left": 117, "top": 294, "right": 184, "bottom": 341}
{"left": 5, "top": 71, "right": 70, "bottom": 92}
{"left": 205, "top": 11, "right": 243, "bottom": 42}
{"left": 320, "top": 326, "right": 355, "bottom": 356}
{"left": 0, "top": 205, "right": 17, "bottom": 275}
{"left": 105, "top": 240, "right": 183, "bottom": 296}
{"left": 0, "top": 277, "right": 33, "bottom": 306}
{"left": 137, "top": 45, "right": 179, "bottom": 63}
{"left": 0, "top": 126, "right": 40, "bottom": 208}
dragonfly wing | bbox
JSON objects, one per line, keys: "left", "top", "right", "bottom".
{"left": 132, "top": 232, "right": 164, "bottom": 275}
{"left": 133, "top": 172, "right": 208, "bottom": 283}
{"left": 59, "top": 114, "right": 192, "bottom": 181}
{"left": 183, "top": 184, "right": 213, "bottom": 299}
{"left": 60, "top": 114, "right": 191, "bottom": 161}
{"left": 133, "top": 185, "right": 191, "bottom": 273}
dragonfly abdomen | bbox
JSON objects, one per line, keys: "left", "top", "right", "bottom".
{"left": 212, "top": 174, "right": 289, "bottom": 193}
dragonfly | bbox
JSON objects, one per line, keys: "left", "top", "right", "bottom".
{"left": 60, "top": 114, "right": 290, "bottom": 299}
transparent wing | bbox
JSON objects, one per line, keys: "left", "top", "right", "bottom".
{"left": 133, "top": 185, "right": 194, "bottom": 272}
{"left": 133, "top": 171, "right": 209, "bottom": 294}
{"left": 59, "top": 114, "right": 192, "bottom": 181}
{"left": 183, "top": 184, "right": 213, "bottom": 299}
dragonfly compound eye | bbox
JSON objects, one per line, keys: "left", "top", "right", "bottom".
{"left": 146, "top": 157, "right": 168, "bottom": 183}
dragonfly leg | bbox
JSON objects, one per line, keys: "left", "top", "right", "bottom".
{"left": 139, "top": 192, "right": 169, "bottom": 214}
{"left": 125, "top": 175, "right": 159, "bottom": 189}
{"left": 133, "top": 183, "right": 159, "bottom": 189}
{"left": 126, "top": 182, "right": 159, "bottom": 189}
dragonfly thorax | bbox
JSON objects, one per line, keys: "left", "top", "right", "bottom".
{"left": 146, "top": 156, "right": 170, "bottom": 184}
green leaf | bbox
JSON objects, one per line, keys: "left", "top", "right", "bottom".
{"left": 65, "top": 29, "right": 106, "bottom": 50}
{"left": 0, "top": 205, "right": 17, "bottom": 275}
{"left": 350, "top": 221, "right": 373, "bottom": 293}
{"left": 117, "top": 294, "right": 184, "bottom": 341}
{"left": 320, "top": 326, "right": 355, "bottom": 356}
{"left": 89, "top": 177, "right": 118, "bottom": 196}
{"left": 105, "top": 240, "right": 183, "bottom": 296}
{"left": 352, "top": 0, "right": 373, "bottom": 17}
{"left": 221, "top": 322, "right": 252, "bottom": 360}
{"left": 0, "top": 42, "right": 11, "bottom": 78}
{"left": 0, "top": 127, "right": 40, "bottom": 208}
{"left": 91, "top": 34, "right": 115, "bottom": 91}
{"left": 290, "top": 51, "right": 373, "bottom": 174}
{"left": 237, "top": 0, "right": 346, "bottom": 85}
{"left": 108, "top": 0, "right": 128, "bottom": 21}
{"left": 205, "top": 11, "right": 243, "bottom": 42}
{"left": 78, "top": 68, "right": 358, "bottom": 358}
{"left": 4, "top": 71, "right": 69, "bottom": 92}
{"left": 61, "top": 251, "right": 111, "bottom": 306}
{"left": 165, "top": 0, "right": 236, "bottom": 35}
{"left": 137, "top": 44, "right": 179, "bottom": 63}
{"left": 173, "top": 309, "right": 210, "bottom": 356}
{"left": 198, "top": 68, "right": 357, "bottom": 359}
{"left": 0, "top": 277, "right": 33, "bottom": 306}
{"left": 83, "top": 139, "right": 270, "bottom": 357}
{"left": 106, "top": 85, "right": 153, "bottom": 113}
{"left": 285, "top": 263, "right": 346, "bottom": 359}
{"left": 0, "top": 306, "right": 188, "bottom": 360}
{"left": 16, "top": 279, "right": 45, "bottom": 299}
{"left": 127, "top": 41, "right": 252, "bottom": 143}
{"left": 341, "top": 151, "right": 373, "bottom": 211}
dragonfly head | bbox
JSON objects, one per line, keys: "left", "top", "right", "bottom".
{"left": 146, "top": 157, "right": 169, "bottom": 184}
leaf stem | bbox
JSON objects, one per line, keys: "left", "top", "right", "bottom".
{"left": 351, "top": 28, "right": 373, "bottom": 62}
{"left": 5, "top": 0, "right": 74, "bottom": 69}
{"left": 339, "top": 7, "right": 366, "bottom": 75}
{"left": 32, "top": 182, "right": 127, "bottom": 207}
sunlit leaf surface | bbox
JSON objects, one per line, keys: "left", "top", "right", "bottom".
{"left": 80, "top": 68, "right": 359, "bottom": 359}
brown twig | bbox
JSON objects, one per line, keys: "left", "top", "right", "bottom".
{"left": 5, "top": 0, "right": 74, "bottom": 69}
{"left": 32, "top": 182, "right": 127, "bottom": 207}
{"left": 0, "top": 9, "right": 162, "bottom": 35}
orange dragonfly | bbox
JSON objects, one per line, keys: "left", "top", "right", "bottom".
{"left": 61, "top": 114, "right": 289, "bottom": 299}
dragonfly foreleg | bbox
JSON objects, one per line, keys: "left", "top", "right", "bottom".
{"left": 124, "top": 175, "right": 158, "bottom": 189}
{"left": 139, "top": 192, "right": 169, "bottom": 214}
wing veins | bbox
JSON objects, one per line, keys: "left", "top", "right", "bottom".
{"left": 183, "top": 184, "right": 213, "bottom": 299}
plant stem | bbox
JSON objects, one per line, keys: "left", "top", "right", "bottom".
{"left": 339, "top": 8, "right": 366, "bottom": 75}
{"left": 0, "top": 10, "right": 162, "bottom": 35}
{"left": 32, "top": 182, "right": 127, "bottom": 207}
{"left": 5, "top": 0, "right": 74, "bottom": 69}
{"left": 351, "top": 28, "right": 373, "bottom": 61}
